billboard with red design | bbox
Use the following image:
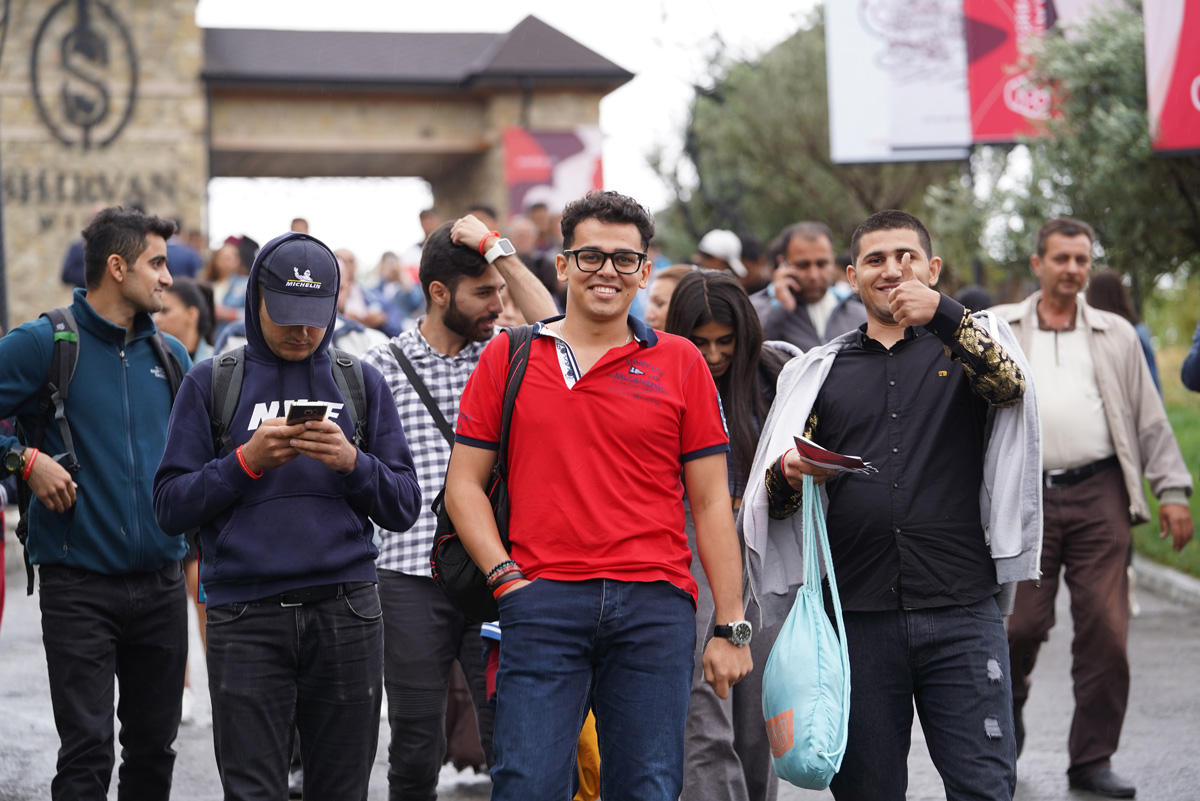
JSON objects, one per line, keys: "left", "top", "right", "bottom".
{"left": 503, "top": 127, "right": 603, "bottom": 215}
{"left": 1144, "top": 0, "right": 1200, "bottom": 154}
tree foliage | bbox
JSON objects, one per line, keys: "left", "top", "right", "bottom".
{"left": 653, "top": 10, "right": 961, "bottom": 261}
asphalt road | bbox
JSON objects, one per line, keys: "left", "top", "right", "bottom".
{"left": 2, "top": 545, "right": 1198, "bottom": 800}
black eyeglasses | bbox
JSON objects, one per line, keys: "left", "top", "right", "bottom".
{"left": 563, "top": 248, "right": 647, "bottom": 274}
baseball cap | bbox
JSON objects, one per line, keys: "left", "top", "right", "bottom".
{"left": 258, "top": 234, "right": 338, "bottom": 328}
{"left": 697, "top": 229, "right": 747, "bottom": 278}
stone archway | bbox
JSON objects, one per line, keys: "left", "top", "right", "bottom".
{"left": 0, "top": 4, "right": 630, "bottom": 325}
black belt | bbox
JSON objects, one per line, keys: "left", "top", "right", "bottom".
{"left": 252, "top": 581, "right": 374, "bottom": 607}
{"left": 1043, "top": 456, "right": 1119, "bottom": 490}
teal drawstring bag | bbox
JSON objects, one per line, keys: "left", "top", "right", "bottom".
{"left": 761, "top": 474, "right": 851, "bottom": 790}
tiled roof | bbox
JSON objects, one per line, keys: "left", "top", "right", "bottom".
{"left": 203, "top": 15, "right": 632, "bottom": 89}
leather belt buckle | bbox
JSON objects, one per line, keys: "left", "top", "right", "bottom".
{"left": 1044, "top": 469, "right": 1068, "bottom": 490}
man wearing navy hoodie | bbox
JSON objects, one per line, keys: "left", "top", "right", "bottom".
{"left": 153, "top": 232, "right": 421, "bottom": 801}
{"left": 0, "top": 206, "right": 191, "bottom": 800}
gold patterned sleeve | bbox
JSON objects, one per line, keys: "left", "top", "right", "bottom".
{"left": 765, "top": 411, "right": 817, "bottom": 519}
{"left": 926, "top": 297, "right": 1024, "bottom": 408}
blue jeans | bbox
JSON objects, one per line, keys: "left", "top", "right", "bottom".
{"left": 39, "top": 562, "right": 188, "bottom": 801}
{"left": 829, "top": 598, "right": 1016, "bottom": 801}
{"left": 205, "top": 583, "right": 384, "bottom": 801}
{"left": 492, "top": 579, "right": 696, "bottom": 801}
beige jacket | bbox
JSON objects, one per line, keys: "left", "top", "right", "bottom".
{"left": 994, "top": 292, "right": 1192, "bottom": 523}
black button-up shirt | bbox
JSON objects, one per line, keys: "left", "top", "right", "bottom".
{"left": 767, "top": 296, "right": 1025, "bottom": 611}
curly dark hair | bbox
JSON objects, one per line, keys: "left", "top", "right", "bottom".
{"left": 560, "top": 191, "right": 654, "bottom": 251}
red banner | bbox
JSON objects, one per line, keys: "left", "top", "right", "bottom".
{"left": 503, "top": 127, "right": 603, "bottom": 216}
{"left": 1144, "top": 0, "right": 1200, "bottom": 153}
{"left": 963, "top": 0, "right": 1056, "bottom": 143}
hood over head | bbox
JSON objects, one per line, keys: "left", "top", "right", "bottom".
{"left": 244, "top": 232, "right": 340, "bottom": 359}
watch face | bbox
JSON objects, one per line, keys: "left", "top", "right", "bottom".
{"left": 496, "top": 238, "right": 515, "bottom": 256}
{"left": 3, "top": 450, "right": 21, "bottom": 473}
{"left": 731, "top": 621, "right": 753, "bottom": 646}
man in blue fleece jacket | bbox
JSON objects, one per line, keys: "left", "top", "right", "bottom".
{"left": 0, "top": 206, "right": 191, "bottom": 801}
{"left": 153, "top": 231, "right": 421, "bottom": 801}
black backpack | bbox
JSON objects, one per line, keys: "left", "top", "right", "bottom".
{"left": 207, "top": 345, "right": 367, "bottom": 456}
{"left": 13, "top": 307, "right": 186, "bottom": 594}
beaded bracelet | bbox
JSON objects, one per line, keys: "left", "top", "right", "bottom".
{"left": 486, "top": 559, "right": 518, "bottom": 581}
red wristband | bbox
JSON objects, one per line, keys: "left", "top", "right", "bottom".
{"left": 492, "top": 577, "right": 523, "bottom": 600}
{"left": 21, "top": 448, "right": 39, "bottom": 481}
{"left": 236, "top": 445, "right": 263, "bottom": 479}
{"left": 478, "top": 231, "right": 500, "bottom": 256}
{"left": 778, "top": 447, "right": 795, "bottom": 472}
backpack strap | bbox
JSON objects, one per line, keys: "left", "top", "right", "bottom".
{"left": 389, "top": 342, "right": 454, "bottom": 446}
{"left": 210, "top": 347, "right": 245, "bottom": 457}
{"left": 496, "top": 325, "right": 535, "bottom": 480}
{"left": 209, "top": 346, "right": 367, "bottom": 456}
{"left": 329, "top": 348, "right": 367, "bottom": 449}
{"left": 149, "top": 332, "right": 186, "bottom": 400}
{"left": 39, "top": 308, "right": 82, "bottom": 474}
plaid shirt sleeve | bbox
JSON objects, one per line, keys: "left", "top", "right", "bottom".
{"left": 362, "top": 330, "right": 486, "bottom": 576}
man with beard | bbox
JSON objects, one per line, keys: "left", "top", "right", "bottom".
{"left": 750, "top": 221, "right": 865, "bottom": 351}
{"left": 362, "top": 214, "right": 557, "bottom": 800}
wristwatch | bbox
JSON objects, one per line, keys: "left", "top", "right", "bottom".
{"left": 714, "top": 619, "right": 753, "bottom": 647}
{"left": 3, "top": 445, "right": 26, "bottom": 475}
{"left": 483, "top": 237, "right": 516, "bottom": 264}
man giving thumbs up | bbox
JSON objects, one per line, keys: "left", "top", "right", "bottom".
{"left": 751, "top": 210, "right": 1039, "bottom": 801}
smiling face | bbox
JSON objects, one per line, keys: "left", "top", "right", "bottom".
{"left": 690, "top": 320, "right": 736, "bottom": 379}
{"left": 556, "top": 218, "right": 650, "bottom": 323}
{"left": 1032, "top": 232, "right": 1092, "bottom": 305}
{"left": 121, "top": 234, "right": 172, "bottom": 315}
{"left": 258, "top": 296, "right": 326, "bottom": 361}
{"left": 848, "top": 228, "right": 940, "bottom": 325}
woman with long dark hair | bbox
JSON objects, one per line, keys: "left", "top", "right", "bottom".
{"left": 666, "top": 270, "right": 794, "bottom": 504}
{"left": 664, "top": 270, "right": 797, "bottom": 801}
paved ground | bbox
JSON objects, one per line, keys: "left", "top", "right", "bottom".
{"left": 2, "top": 521, "right": 1198, "bottom": 799}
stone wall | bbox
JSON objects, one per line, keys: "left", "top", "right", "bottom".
{"left": 0, "top": 0, "right": 208, "bottom": 327}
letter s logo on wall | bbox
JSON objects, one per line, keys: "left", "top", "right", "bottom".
{"left": 30, "top": 0, "right": 138, "bottom": 149}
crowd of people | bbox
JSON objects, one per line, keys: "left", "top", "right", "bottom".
{"left": 0, "top": 191, "right": 1197, "bottom": 801}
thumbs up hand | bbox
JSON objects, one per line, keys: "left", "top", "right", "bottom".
{"left": 887, "top": 251, "right": 941, "bottom": 328}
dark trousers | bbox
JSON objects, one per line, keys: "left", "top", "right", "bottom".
{"left": 378, "top": 570, "right": 494, "bottom": 801}
{"left": 206, "top": 584, "right": 384, "bottom": 801}
{"left": 1007, "top": 464, "right": 1131, "bottom": 780}
{"left": 39, "top": 562, "right": 188, "bottom": 801}
{"left": 830, "top": 599, "right": 1016, "bottom": 801}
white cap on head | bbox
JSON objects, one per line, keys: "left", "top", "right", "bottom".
{"left": 697, "top": 229, "right": 747, "bottom": 277}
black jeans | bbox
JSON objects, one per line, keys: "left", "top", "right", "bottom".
{"left": 39, "top": 561, "right": 188, "bottom": 801}
{"left": 378, "top": 570, "right": 494, "bottom": 801}
{"left": 205, "top": 583, "right": 384, "bottom": 801}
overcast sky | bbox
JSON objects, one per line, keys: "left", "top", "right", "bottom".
{"left": 195, "top": 0, "right": 817, "bottom": 272}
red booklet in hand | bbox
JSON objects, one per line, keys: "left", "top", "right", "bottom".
{"left": 793, "top": 435, "right": 877, "bottom": 475}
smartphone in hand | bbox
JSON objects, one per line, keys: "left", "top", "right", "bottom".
{"left": 285, "top": 402, "right": 328, "bottom": 425}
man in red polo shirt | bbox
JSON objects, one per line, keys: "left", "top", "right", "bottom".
{"left": 445, "top": 190, "right": 751, "bottom": 801}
